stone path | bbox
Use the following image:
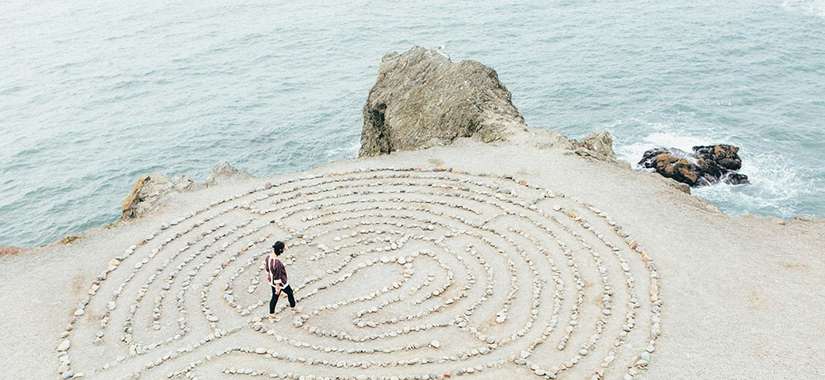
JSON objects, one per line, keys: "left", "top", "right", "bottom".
{"left": 57, "top": 168, "right": 662, "bottom": 380}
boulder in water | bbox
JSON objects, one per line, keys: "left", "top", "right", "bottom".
{"left": 638, "top": 144, "right": 749, "bottom": 186}
{"left": 358, "top": 46, "right": 528, "bottom": 157}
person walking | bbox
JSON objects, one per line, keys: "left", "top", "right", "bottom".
{"left": 265, "top": 241, "right": 296, "bottom": 315}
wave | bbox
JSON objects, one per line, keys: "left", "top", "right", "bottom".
{"left": 615, "top": 130, "right": 711, "bottom": 166}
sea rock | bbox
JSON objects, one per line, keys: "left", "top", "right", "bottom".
{"left": 358, "top": 46, "right": 528, "bottom": 157}
{"left": 638, "top": 144, "right": 749, "bottom": 187}
{"left": 572, "top": 131, "right": 616, "bottom": 160}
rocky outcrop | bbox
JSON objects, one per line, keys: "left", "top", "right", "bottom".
{"left": 121, "top": 162, "right": 251, "bottom": 220}
{"left": 121, "top": 174, "right": 194, "bottom": 220}
{"left": 206, "top": 161, "right": 251, "bottom": 186}
{"left": 358, "top": 47, "right": 528, "bottom": 157}
{"left": 572, "top": 131, "right": 616, "bottom": 161}
{"left": 638, "top": 144, "right": 749, "bottom": 186}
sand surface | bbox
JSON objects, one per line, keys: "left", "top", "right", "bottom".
{"left": 2, "top": 137, "right": 823, "bottom": 379}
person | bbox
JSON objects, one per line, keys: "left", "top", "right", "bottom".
{"left": 265, "top": 241, "right": 296, "bottom": 315}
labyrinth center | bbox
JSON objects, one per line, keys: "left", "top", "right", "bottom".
{"left": 59, "top": 168, "right": 663, "bottom": 379}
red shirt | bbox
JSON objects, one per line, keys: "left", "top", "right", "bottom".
{"left": 265, "top": 255, "right": 288, "bottom": 285}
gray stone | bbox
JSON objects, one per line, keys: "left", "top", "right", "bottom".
{"left": 359, "top": 47, "right": 528, "bottom": 157}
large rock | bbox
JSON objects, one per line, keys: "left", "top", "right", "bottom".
{"left": 638, "top": 144, "right": 749, "bottom": 186}
{"left": 358, "top": 47, "right": 528, "bottom": 157}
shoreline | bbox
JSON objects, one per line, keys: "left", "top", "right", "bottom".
{"left": 4, "top": 46, "right": 824, "bottom": 379}
{"left": 3, "top": 135, "right": 823, "bottom": 378}
{"left": 9, "top": 130, "right": 820, "bottom": 254}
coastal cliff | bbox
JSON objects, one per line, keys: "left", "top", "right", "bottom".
{"left": 2, "top": 47, "right": 824, "bottom": 380}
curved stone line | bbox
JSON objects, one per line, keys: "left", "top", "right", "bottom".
{"left": 209, "top": 177, "right": 648, "bottom": 376}
{"left": 58, "top": 168, "right": 661, "bottom": 380}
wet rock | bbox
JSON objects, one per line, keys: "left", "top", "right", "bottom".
{"left": 694, "top": 145, "right": 742, "bottom": 171}
{"left": 638, "top": 144, "right": 749, "bottom": 187}
{"left": 358, "top": 46, "right": 528, "bottom": 157}
{"left": 61, "top": 236, "right": 81, "bottom": 245}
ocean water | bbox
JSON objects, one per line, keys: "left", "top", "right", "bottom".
{"left": 1, "top": 0, "right": 824, "bottom": 247}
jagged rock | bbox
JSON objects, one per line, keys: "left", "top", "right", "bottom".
{"left": 206, "top": 161, "right": 251, "bottom": 186}
{"left": 121, "top": 174, "right": 193, "bottom": 220}
{"left": 61, "top": 235, "right": 81, "bottom": 245}
{"left": 572, "top": 131, "right": 616, "bottom": 160}
{"left": 358, "top": 47, "right": 528, "bottom": 157}
{"left": 638, "top": 144, "right": 749, "bottom": 186}
{"left": 693, "top": 145, "right": 742, "bottom": 171}
{"left": 121, "top": 162, "right": 252, "bottom": 220}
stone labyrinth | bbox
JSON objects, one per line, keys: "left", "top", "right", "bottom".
{"left": 58, "top": 168, "right": 662, "bottom": 380}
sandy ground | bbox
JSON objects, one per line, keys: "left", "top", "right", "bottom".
{"left": 1, "top": 136, "right": 823, "bottom": 380}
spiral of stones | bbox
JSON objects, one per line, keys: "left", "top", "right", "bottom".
{"left": 57, "top": 167, "right": 662, "bottom": 380}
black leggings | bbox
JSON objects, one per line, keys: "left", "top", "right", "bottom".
{"left": 269, "top": 284, "right": 296, "bottom": 313}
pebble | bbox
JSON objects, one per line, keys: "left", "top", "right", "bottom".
{"left": 57, "top": 339, "right": 70, "bottom": 352}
